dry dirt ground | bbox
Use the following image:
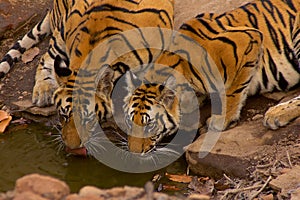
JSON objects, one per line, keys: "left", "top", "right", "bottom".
{"left": 0, "top": 0, "right": 300, "bottom": 199}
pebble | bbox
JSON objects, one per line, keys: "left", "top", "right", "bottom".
{"left": 188, "top": 193, "right": 210, "bottom": 200}
{"left": 269, "top": 165, "right": 300, "bottom": 197}
{"left": 252, "top": 114, "right": 264, "bottom": 121}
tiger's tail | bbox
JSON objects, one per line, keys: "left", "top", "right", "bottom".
{"left": 0, "top": 12, "right": 51, "bottom": 79}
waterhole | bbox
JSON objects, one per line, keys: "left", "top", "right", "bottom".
{"left": 0, "top": 123, "right": 187, "bottom": 192}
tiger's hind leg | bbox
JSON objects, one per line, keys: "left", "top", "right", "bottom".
{"left": 32, "top": 29, "right": 67, "bottom": 107}
{"left": 206, "top": 28, "right": 263, "bottom": 130}
{"left": 263, "top": 12, "right": 300, "bottom": 130}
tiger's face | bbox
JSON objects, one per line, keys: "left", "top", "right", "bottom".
{"left": 53, "top": 59, "right": 181, "bottom": 155}
{"left": 123, "top": 72, "right": 180, "bottom": 153}
{"left": 53, "top": 57, "right": 114, "bottom": 150}
{"left": 53, "top": 86, "right": 114, "bottom": 150}
{"left": 53, "top": 87, "right": 80, "bottom": 149}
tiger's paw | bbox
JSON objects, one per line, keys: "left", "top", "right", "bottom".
{"left": 32, "top": 79, "right": 58, "bottom": 107}
{"left": 263, "top": 97, "right": 300, "bottom": 130}
{"left": 206, "top": 115, "right": 237, "bottom": 131}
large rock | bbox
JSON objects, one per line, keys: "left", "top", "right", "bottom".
{"left": 15, "top": 174, "right": 70, "bottom": 200}
{"left": 185, "top": 118, "right": 300, "bottom": 178}
{"left": 13, "top": 100, "right": 56, "bottom": 116}
{"left": 12, "top": 100, "right": 57, "bottom": 123}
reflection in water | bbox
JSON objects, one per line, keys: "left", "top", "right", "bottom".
{"left": 0, "top": 123, "right": 187, "bottom": 192}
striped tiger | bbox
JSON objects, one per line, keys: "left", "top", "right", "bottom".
{"left": 0, "top": 0, "right": 174, "bottom": 150}
{"left": 117, "top": 0, "right": 300, "bottom": 153}
{"left": 178, "top": 0, "right": 300, "bottom": 130}
{"left": 1, "top": 0, "right": 300, "bottom": 155}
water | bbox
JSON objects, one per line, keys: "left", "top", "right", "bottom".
{"left": 0, "top": 123, "right": 188, "bottom": 193}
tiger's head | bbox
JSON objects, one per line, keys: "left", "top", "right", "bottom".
{"left": 53, "top": 56, "right": 114, "bottom": 150}
{"left": 122, "top": 71, "right": 180, "bottom": 153}
{"left": 53, "top": 54, "right": 182, "bottom": 155}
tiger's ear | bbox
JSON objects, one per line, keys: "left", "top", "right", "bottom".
{"left": 159, "top": 75, "right": 177, "bottom": 109}
{"left": 125, "top": 70, "right": 142, "bottom": 94}
{"left": 95, "top": 65, "right": 114, "bottom": 99}
{"left": 54, "top": 55, "right": 72, "bottom": 77}
{"left": 54, "top": 55, "right": 72, "bottom": 86}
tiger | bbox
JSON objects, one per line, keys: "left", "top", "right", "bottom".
{"left": 113, "top": 0, "right": 300, "bottom": 153}
{"left": 178, "top": 0, "right": 300, "bottom": 129}
{"left": 0, "top": 0, "right": 174, "bottom": 150}
{"left": 1, "top": 0, "right": 300, "bottom": 156}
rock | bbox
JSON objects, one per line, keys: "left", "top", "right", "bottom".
{"left": 260, "top": 194, "right": 274, "bottom": 200}
{"left": 14, "top": 191, "right": 48, "bottom": 200}
{"left": 291, "top": 187, "right": 300, "bottom": 200}
{"left": 12, "top": 100, "right": 56, "bottom": 116}
{"left": 21, "top": 47, "right": 40, "bottom": 64}
{"left": 79, "top": 186, "right": 106, "bottom": 197}
{"left": 269, "top": 165, "right": 300, "bottom": 197}
{"left": 188, "top": 193, "right": 210, "bottom": 200}
{"left": 15, "top": 173, "right": 70, "bottom": 200}
{"left": 262, "top": 92, "right": 287, "bottom": 101}
{"left": 104, "top": 186, "right": 144, "bottom": 199}
{"left": 252, "top": 114, "right": 264, "bottom": 121}
{"left": 12, "top": 100, "right": 58, "bottom": 123}
{"left": 78, "top": 185, "right": 180, "bottom": 200}
{"left": 263, "top": 88, "right": 300, "bottom": 102}
{"left": 65, "top": 194, "right": 80, "bottom": 200}
{"left": 0, "top": 191, "right": 14, "bottom": 200}
{"left": 66, "top": 194, "right": 104, "bottom": 200}
{"left": 0, "top": 173, "right": 186, "bottom": 199}
{"left": 185, "top": 119, "right": 300, "bottom": 178}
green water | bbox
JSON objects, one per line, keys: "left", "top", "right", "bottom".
{"left": 0, "top": 123, "right": 188, "bottom": 193}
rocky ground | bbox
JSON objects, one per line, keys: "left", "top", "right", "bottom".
{"left": 0, "top": 0, "right": 300, "bottom": 199}
{"left": 0, "top": 174, "right": 187, "bottom": 200}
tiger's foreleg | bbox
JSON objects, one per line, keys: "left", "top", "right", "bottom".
{"left": 32, "top": 29, "right": 67, "bottom": 107}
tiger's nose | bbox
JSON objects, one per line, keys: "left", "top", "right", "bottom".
{"left": 61, "top": 116, "right": 81, "bottom": 150}
{"left": 127, "top": 135, "right": 152, "bottom": 153}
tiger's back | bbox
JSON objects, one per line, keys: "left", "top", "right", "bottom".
{"left": 181, "top": 0, "right": 300, "bottom": 94}
{"left": 63, "top": 0, "right": 174, "bottom": 69}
